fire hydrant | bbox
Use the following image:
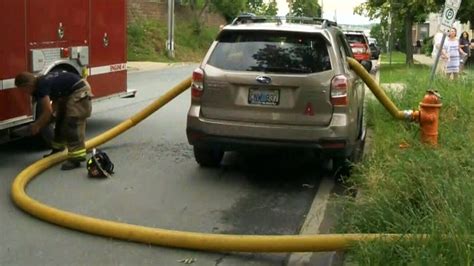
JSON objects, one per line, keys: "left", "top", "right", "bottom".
{"left": 413, "top": 90, "right": 442, "bottom": 146}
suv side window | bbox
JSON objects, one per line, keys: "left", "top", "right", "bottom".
{"left": 337, "top": 33, "right": 353, "bottom": 58}
{"left": 207, "top": 30, "right": 332, "bottom": 74}
{"left": 336, "top": 33, "right": 352, "bottom": 71}
{"left": 339, "top": 33, "right": 354, "bottom": 58}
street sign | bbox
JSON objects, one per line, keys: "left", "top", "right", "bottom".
{"left": 439, "top": 0, "right": 462, "bottom": 32}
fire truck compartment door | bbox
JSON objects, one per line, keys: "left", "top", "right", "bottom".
{"left": 0, "top": 0, "right": 32, "bottom": 123}
{"left": 90, "top": 0, "right": 126, "bottom": 66}
{"left": 88, "top": 0, "right": 127, "bottom": 98}
{"left": 27, "top": 0, "right": 88, "bottom": 46}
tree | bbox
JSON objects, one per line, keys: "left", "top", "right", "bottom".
{"left": 211, "top": 0, "right": 247, "bottom": 22}
{"left": 182, "top": 0, "right": 212, "bottom": 33}
{"left": 434, "top": 0, "right": 474, "bottom": 25}
{"left": 210, "top": 0, "right": 278, "bottom": 22}
{"left": 457, "top": 1, "right": 474, "bottom": 25}
{"left": 263, "top": 0, "right": 278, "bottom": 16}
{"left": 290, "top": 0, "right": 322, "bottom": 17}
{"left": 370, "top": 24, "right": 388, "bottom": 52}
{"left": 247, "top": 0, "right": 278, "bottom": 16}
{"left": 355, "top": 0, "right": 440, "bottom": 65}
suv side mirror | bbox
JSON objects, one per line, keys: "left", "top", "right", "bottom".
{"left": 360, "top": 60, "right": 372, "bottom": 72}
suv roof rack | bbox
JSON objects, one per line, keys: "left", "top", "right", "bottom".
{"left": 342, "top": 30, "right": 365, "bottom": 33}
{"left": 231, "top": 14, "right": 338, "bottom": 28}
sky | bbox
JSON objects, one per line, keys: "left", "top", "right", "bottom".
{"left": 276, "top": 0, "right": 378, "bottom": 25}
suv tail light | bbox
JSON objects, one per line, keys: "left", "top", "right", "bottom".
{"left": 191, "top": 68, "right": 204, "bottom": 98}
{"left": 330, "top": 75, "right": 349, "bottom": 106}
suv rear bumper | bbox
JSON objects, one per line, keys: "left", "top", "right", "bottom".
{"left": 186, "top": 106, "right": 356, "bottom": 157}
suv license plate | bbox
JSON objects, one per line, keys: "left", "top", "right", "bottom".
{"left": 248, "top": 89, "right": 280, "bottom": 106}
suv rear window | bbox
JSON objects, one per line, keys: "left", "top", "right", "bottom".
{"left": 207, "top": 30, "right": 331, "bottom": 74}
{"left": 345, "top": 34, "right": 367, "bottom": 44}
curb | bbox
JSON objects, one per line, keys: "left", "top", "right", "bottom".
{"left": 287, "top": 178, "right": 336, "bottom": 266}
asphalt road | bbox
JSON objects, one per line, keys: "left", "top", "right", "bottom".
{"left": 0, "top": 65, "right": 331, "bottom": 266}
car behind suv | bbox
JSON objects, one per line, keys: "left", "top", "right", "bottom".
{"left": 344, "top": 31, "right": 372, "bottom": 70}
{"left": 368, "top": 37, "right": 381, "bottom": 60}
{"left": 187, "top": 15, "right": 370, "bottom": 170}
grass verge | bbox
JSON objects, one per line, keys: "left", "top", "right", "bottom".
{"left": 127, "top": 19, "right": 219, "bottom": 62}
{"left": 337, "top": 57, "right": 474, "bottom": 264}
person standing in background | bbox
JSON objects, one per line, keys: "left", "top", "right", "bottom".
{"left": 459, "top": 31, "right": 471, "bottom": 74}
{"left": 442, "top": 28, "right": 468, "bottom": 80}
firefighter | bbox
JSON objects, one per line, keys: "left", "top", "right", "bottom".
{"left": 14, "top": 71, "right": 93, "bottom": 170}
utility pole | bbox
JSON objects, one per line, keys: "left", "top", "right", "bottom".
{"left": 167, "top": 0, "right": 175, "bottom": 58}
{"left": 388, "top": 2, "right": 393, "bottom": 67}
{"left": 320, "top": 0, "right": 324, "bottom": 18}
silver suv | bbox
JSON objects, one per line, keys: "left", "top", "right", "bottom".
{"left": 186, "top": 15, "right": 370, "bottom": 170}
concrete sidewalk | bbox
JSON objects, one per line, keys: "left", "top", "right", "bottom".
{"left": 413, "top": 54, "right": 434, "bottom": 66}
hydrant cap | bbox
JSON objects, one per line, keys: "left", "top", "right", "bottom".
{"left": 422, "top": 90, "right": 441, "bottom": 105}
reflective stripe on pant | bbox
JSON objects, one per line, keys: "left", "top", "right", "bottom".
{"left": 54, "top": 117, "right": 87, "bottom": 161}
{"left": 68, "top": 148, "right": 87, "bottom": 161}
{"left": 51, "top": 141, "right": 66, "bottom": 150}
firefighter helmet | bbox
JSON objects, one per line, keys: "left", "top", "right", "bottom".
{"left": 86, "top": 149, "right": 114, "bottom": 178}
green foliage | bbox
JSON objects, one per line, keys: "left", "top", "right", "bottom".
{"left": 337, "top": 61, "right": 474, "bottom": 264}
{"left": 457, "top": 1, "right": 474, "bottom": 25}
{"left": 179, "top": 1, "right": 212, "bottom": 34}
{"left": 434, "top": 0, "right": 474, "bottom": 24}
{"left": 355, "top": 0, "right": 441, "bottom": 64}
{"left": 127, "top": 19, "right": 219, "bottom": 62}
{"left": 421, "top": 36, "right": 434, "bottom": 56}
{"left": 211, "top": 0, "right": 246, "bottom": 22}
{"left": 289, "top": 0, "right": 321, "bottom": 17}
{"left": 370, "top": 24, "right": 387, "bottom": 52}
{"left": 264, "top": 0, "right": 278, "bottom": 16}
{"left": 181, "top": 0, "right": 208, "bottom": 9}
{"left": 247, "top": 0, "right": 278, "bottom": 16}
{"left": 209, "top": 0, "right": 279, "bottom": 22}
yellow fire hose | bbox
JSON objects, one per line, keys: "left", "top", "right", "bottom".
{"left": 346, "top": 57, "right": 416, "bottom": 121}
{"left": 11, "top": 62, "right": 426, "bottom": 252}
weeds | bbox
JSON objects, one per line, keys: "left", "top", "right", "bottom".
{"left": 127, "top": 19, "right": 219, "bottom": 62}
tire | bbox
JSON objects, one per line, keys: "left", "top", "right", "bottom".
{"left": 332, "top": 141, "right": 363, "bottom": 179}
{"left": 193, "top": 146, "right": 224, "bottom": 167}
{"left": 353, "top": 106, "right": 367, "bottom": 163}
{"left": 366, "top": 60, "right": 373, "bottom": 72}
{"left": 332, "top": 109, "right": 366, "bottom": 178}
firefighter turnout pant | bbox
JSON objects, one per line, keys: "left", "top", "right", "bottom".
{"left": 51, "top": 82, "right": 92, "bottom": 162}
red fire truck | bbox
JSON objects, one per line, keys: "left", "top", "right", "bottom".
{"left": 0, "top": 0, "right": 134, "bottom": 143}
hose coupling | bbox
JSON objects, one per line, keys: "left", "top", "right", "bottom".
{"left": 403, "top": 110, "right": 419, "bottom": 122}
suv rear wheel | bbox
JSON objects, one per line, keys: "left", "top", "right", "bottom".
{"left": 193, "top": 146, "right": 224, "bottom": 167}
{"left": 333, "top": 137, "right": 365, "bottom": 177}
{"left": 333, "top": 110, "right": 366, "bottom": 177}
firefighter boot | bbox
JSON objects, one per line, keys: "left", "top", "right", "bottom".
{"left": 60, "top": 160, "right": 81, "bottom": 170}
